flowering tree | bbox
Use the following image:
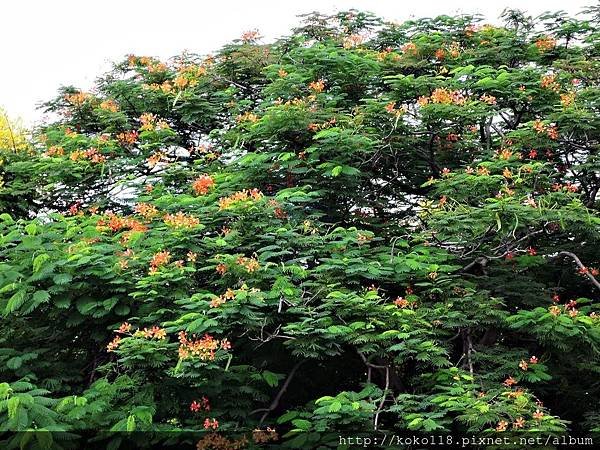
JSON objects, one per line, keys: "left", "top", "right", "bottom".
{"left": 1, "top": 7, "right": 600, "bottom": 449}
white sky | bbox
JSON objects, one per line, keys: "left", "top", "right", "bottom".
{"left": 1, "top": 0, "right": 592, "bottom": 125}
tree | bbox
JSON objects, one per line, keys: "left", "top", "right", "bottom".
{"left": 0, "top": 6, "right": 599, "bottom": 449}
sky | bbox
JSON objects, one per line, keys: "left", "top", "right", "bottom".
{"left": 1, "top": 0, "right": 593, "bottom": 125}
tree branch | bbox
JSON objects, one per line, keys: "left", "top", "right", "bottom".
{"left": 259, "top": 360, "right": 306, "bottom": 425}
{"left": 555, "top": 251, "right": 600, "bottom": 291}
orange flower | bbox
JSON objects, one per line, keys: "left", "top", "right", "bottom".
{"left": 236, "top": 111, "right": 259, "bottom": 123}
{"left": 147, "top": 152, "right": 164, "bottom": 168}
{"left": 99, "top": 99, "right": 119, "bottom": 112}
{"left": 218, "top": 189, "right": 263, "bottom": 210}
{"left": 216, "top": 263, "right": 228, "bottom": 275}
{"left": 532, "top": 120, "right": 546, "bottom": 133}
{"left": 150, "top": 250, "right": 171, "bottom": 270}
{"left": 402, "top": 42, "right": 417, "bottom": 55}
{"left": 308, "top": 80, "right": 325, "bottom": 93}
{"left": 278, "top": 68, "right": 288, "bottom": 78}
{"left": 535, "top": 36, "right": 556, "bottom": 52}
{"left": 560, "top": 92, "right": 575, "bottom": 108}
{"left": 65, "top": 92, "right": 91, "bottom": 106}
{"left": 503, "top": 376, "right": 517, "bottom": 387}
{"left": 540, "top": 73, "right": 558, "bottom": 90}
{"left": 394, "top": 297, "right": 409, "bottom": 308}
{"left": 210, "top": 297, "right": 225, "bottom": 308}
{"left": 495, "top": 420, "right": 508, "bottom": 432}
{"left": 547, "top": 125, "right": 559, "bottom": 140}
{"left": 45, "top": 146, "right": 65, "bottom": 157}
{"left": 107, "top": 336, "right": 121, "bottom": 352}
{"left": 449, "top": 42, "right": 461, "bottom": 58}
{"left": 519, "top": 360, "right": 529, "bottom": 371}
{"left": 236, "top": 256, "right": 260, "bottom": 273}
{"left": 178, "top": 331, "right": 229, "bottom": 361}
{"left": 163, "top": 212, "right": 200, "bottom": 229}
{"left": 139, "top": 113, "right": 157, "bottom": 131}
{"left": 513, "top": 417, "right": 526, "bottom": 429}
{"left": 477, "top": 166, "right": 490, "bottom": 176}
{"left": 193, "top": 175, "right": 216, "bottom": 195}
{"left": 135, "top": 202, "right": 159, "bottom": 219}
{"left": 142, "top": 326, "right": 167, "bottom": 340}
{"left": 117, "top": 130, "right": 138, "bottom": 146}
{"left": 549, "top": 305, "right": 561, "bottom": 316}
{"left": 480, "top": 93, "right": 497, "bottom": 105}
{"left": 187, "top": 251, "right": 198, "bottom": 262}
{"left": 241, "top": 29, "right": 260, "bottom": 43}
{"left": 117, "top": 322, "right": 132, "bottom": 334}
{"left": 533, "top": 410, "right": 544, "bottom": 420}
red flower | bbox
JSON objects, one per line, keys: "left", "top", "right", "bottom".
{"left": 204, "top": 418, "right": 219, "bottom": 429}
{"left": 530, "top": 356, "right": 538, "bottom": 364}
{"left": 190, "top": 401, "right": 202, "bottom": 412}
{"left": 527, "top": 247, "right": 537, "bottom": 256}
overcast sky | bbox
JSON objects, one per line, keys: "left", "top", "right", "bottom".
{"left": 1, "top": 0, "right": 593, "bottom": 124}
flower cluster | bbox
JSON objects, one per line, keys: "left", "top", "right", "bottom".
{"left": 163, "top": 212, "right": 200, "bottom": 229}
{"left": 307, "top": 117, "right": 337, "bottom": 132}
{"left": 140, "top": 326, "right": 167, "bottom": 340}
{"left": 69, "top": 147, "right": 107, "bottom": 164}
{"left": 235, "top": 111, "right": 259, "bottom": 123}
{"left": 172, "top": 64, "right": 207, "bottom": 90}
{"left": 107, "top": 336, "right": 121, "bottom": 352}
{"left": 532, "top": 120, "right": 559, "bottom": 139}
{"left": 190, "top": 397, "right": 211, "bottom": 412}
{"left": 139, "top": 113, "right": 170, "bottom": 131}
{"left": 479, "top": 93, "right": 497, "bottom": 105}
{"left": 401, "top": 42, "right": 417, "bottom": 55}
{"left": 540, "top": 73, "right": 560, "bottom": 92}
{"left": 116, "top": 130, "right": 138, "bottom": 146}
{"left": 97, "top": 214, "right": 148, "bottom": 234}
{"left": 131, "top": 56, "right": 168, "bottom": 73}
{"left": 560, "top": 92, "right": 575, "bottom": 108}
{"left": 203, "top": 418, "right": 219, "bottom": 429}
{"left": 210, "top": 288, "right": 236, "bottom": 308}
{"left": 241, "top": 29, "right": 261, "bottom": 43}
{"left": 99, "top": 99, "right": 119, "bottom": 112}
{"left": 134, "top": 202, "right": 159, "bottom": 220}
{"left": 64, "top": 91, "right": 92, "bottom": 106}
{"left": 45, "top": 145, "right": 65, "bottom": 157}
{"left": 308, "top": 80, "right": 325, "bottom": 93}
{"left": 384, "top": 101, "right": 408, "bottom": 117}
{"left": 218, "top": 188, "right": 263, "bottom": 210}
{"left": 343, "top": 34, "right": 364, "bottom": 49}
{"left": 418, "top": 88, "right": 466, "bottom": 106}
{"left": 552, "top": 182, "right": 579, "bottom": 193}
{"left": 434, "top": 42, "right": 460, "bottom": 60}
{"left": 106, "top": 322, "right": 166, "bottom": 351}
{"left": 535, "top": 36, "right": 556, "bottom": 52}
{"left": 177, "top": 331, "right": 231, "bottom": 360}
{"left": 236, "top": 256, "right": 260, "bottom": 273}
{"left": 149, "top": 250, "right": 171, "bottom": 273}
{"left": 393, "top": 296, "right": 416, "bottom": 308}
{"left": 193, "top": 175, "right": 216, "bottom": 195}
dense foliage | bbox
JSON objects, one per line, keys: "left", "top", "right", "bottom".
{"left": 1, "top": 6, "right": 600, "bottom": 449}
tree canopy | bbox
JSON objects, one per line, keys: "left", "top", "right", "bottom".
{"left": 1, "top": 6, "right": 600, "bottom": 449}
